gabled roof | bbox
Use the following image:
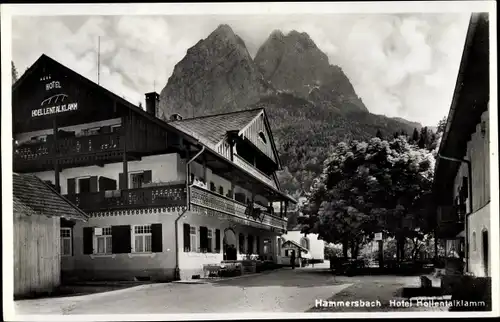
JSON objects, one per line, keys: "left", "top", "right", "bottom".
{"left": 13, "top": 173, "right": 88, "bottom": 221}
{"left": 282, "top": 240, "right": 309, "bottom": 253}
{"left": 169, "top": 109, "right": 263, "bottom": 149}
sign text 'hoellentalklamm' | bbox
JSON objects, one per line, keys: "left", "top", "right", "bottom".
{"left": 32, "top": 103, "right": 78, "bottom": 117}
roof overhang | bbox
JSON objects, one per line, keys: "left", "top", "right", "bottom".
{"left": 433, "top": 13, "right": 489, "bottom": 203}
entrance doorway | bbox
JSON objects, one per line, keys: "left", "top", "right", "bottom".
{"left": 223, "top": 228, "right": 237, "bottom": 260}
{"left": 482, "top": 230, "right": 489, "bottom": 276}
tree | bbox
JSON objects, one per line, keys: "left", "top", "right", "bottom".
{"left": 303, "top": 136, "right": 435, "bottom": 262}
{"left": 12, "top": 61, "right": 19, "bottom": 83}
{"left": 376, "top": 129, "right": 383, "bottom": 139}
{"left": 437, "top": 117, "right": 447, "bottom": 134}
{"left": 411, "top": 128, "right": 419, "bottom": 144}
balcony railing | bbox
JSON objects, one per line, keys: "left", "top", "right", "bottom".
{"left": 438, "top": 205, "right": 465, "bottom": 224}
{"left": 233, "top": 154, "right": 277, "bottom": 189}
{"left": 189, "top": 185, "right": 286, "bottom": 229}
{"left": 65, "top": 183, "right": 187, "bottom": 211}
{"left": 14, "top": 132, "right": 123, "bottom": 163}
{"left": 57, "top": 132, "right": 123, "bottom": 155}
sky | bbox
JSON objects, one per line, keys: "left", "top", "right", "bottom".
{"left": 11, "top": 13, "right": 472, "bottom": 127}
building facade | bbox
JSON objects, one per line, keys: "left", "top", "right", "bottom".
{"left": 433, "top": 13, "right": 491, "bottom": 278}
{"left": 12, "top": 54, "right": 295, "bottom": 282}
{"left": 278, "top": 201, "right": 326, "bottom": 264}
{"left": 13, "top": 173, "right": 88, "bottom": 298}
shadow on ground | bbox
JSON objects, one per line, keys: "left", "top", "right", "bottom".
{"left": 14, "top": 282, "right": 152, "bottom": 300}
{"left": 211, "top": 268, "right": 349, "bottom": 288}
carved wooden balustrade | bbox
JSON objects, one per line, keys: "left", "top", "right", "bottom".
{"left": 233, "top": 154, "right": 277, "bottom": 189}
{"left": 189, "top": 185, "right": 286, "bottom": 229}
{"left": 65, "top": 183, "right": 186, "bottom": 212}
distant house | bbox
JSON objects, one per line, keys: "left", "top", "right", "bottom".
{"left": 13, "top": 173, "right": 88, "bottom": 298}
{"left": 280, "top": 240, "right": 310, "bottom": 266}
{"left": 433, "top": 13, "right": 490, "bottom": 278}
{"left": 278, "top": 200, "right": 326, "bottom": 265}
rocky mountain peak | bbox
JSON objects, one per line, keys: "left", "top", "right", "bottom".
{"left": 254, "top": 29, "right": 366, "bottom": 113}
{"left": 158, "top": 24, "right": 271, "bottom": 120}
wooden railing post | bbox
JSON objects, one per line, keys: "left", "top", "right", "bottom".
{"left": 53, "top": 119, "right": 61, "bottom": 192}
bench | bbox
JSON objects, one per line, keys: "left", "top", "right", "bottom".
{"left": 203, "top": 264, "right": 222, "bottom": 278}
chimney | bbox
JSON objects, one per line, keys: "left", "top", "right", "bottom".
{"left": 145, "top": 92, "right": 160, "bottom": 117}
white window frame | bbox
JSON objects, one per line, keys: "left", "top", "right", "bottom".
{"left": 94, "top": 227, "right": 113, "bottom": 254}
{"left": 190, "top": 226, "right": 198, "bottom": 253}
{"left": 132, "top": 225, "right": 153, "bottom": 253}
{"left": 207, "top": 229, "right": 213, "bottom": 253}
{"left": 129, "top": 171, "right": 146, "bottom": 189}
{"left": 76, "top": 176, "right": 92, "bottom": 194}
{"left": 60, "top": 228, "right": 72, "bottom": 256}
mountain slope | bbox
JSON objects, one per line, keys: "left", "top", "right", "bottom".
{"left": 159, "top": 25, "right": 421, "bottom": 195}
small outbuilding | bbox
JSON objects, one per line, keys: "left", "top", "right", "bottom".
{"left": 13, "top": 173, "right": 88, "bottom": 298}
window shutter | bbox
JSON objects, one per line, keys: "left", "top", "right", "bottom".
{"left": 151, "top": 223, "right": 163, "bottom": 253}
{"left": 215, "top": 229, "right": 221, "bottom": 253}
{"left": 119, "top": 173, "right": 126, "bottom": 189}
{"left": 285, "top": 249, "right": 289, "bottom": 257}
{"left": 200, "top": 226, "right": 208, "bottom": 251}
{"left": 111, "top": 225, "right": 131, "bottom": 254}
{"left": 183, "top": 223, "right": 191, "bottom": 252}
{"left": 83, "top": 227, "right": 93, "bottom": 254}
{"left": 67, "top": 178, "right": 76, "bottom": 195}
{"left": 90, "top": 176, "right": 98, "bottom": 193}
{"left": 143, "top": 170, "right": 153, "bottom": 184}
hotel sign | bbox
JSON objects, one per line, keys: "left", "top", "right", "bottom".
{"left": 32, "top": 75, "right": 79, "bottom": 118}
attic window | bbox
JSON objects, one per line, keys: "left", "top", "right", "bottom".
{"left": 258, "top": 131, "right": 267, "bottom": 144}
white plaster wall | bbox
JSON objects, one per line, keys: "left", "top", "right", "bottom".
{"left": 180, "top": 158, "right": 269, "bottom": 204}
{"left": 467, "top": 203, "right": 491, "bottom": 277}
{"left": 63, "top": 211, "right": 178, "bottom": 278}
{"left": 176, "top": 211, "right": 279, "bottom": 280}
{"left": 34, "top": 153, "right": 180, "bottom": 194}
{"left": 15, "top": 118, "right": 122, "bottom": 144}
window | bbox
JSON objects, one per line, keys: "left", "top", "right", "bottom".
{"left": 130, "top": 172, "right": 145, "bottom": 189}
{"left": 111, "top": 125, "right": 121, "bottom": 133}
{"left": 190, "top": 226, "right": 197, "bottom": 252}
{"left": 78, "top": 177, "right": 91, "bottom": 193}
{"left": 263, "top": 239, "right": 271, "bottom": 254}
{"left": 218, "top": 186, "right": 224, "bottom": 195}
{"left": 95, "top": 227, "right": 112, "bottom": 254}
{"left": 239, "top": 233, "right": 245, "bottom": 254}
{"left": 301, "top": 237, "right": 310, "bottom": 250}
{"left": 133, "top": 225, "right": 152, "bottom": 253}
{"left": 472, "top": 231, "right": 477, "bottom": 251}
{"left": 207, "top": 229, "right": 213, "bottom": 253}
{"left": 210, "top": 182, "right": 216, "bottom": 192}
{"left": 61, "top": 228, "right": 72, "bottom": 256}
{"left": 258, "top": 131, "right": 267, "bottom": 144}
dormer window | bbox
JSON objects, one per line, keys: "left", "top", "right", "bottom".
{"left": 258, "top": 131, "right": 267, "bottom": 144}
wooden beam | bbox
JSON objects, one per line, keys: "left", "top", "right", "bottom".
{"left": 202, "top": 154, "right": 207, "bottom": 183}
{"left": 53, "top": 119, "right": 60, "bottom": 192}
{"left": 122, "top": 116, "right": 129, "bottom": 189}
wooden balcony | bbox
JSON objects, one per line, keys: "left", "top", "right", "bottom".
{"left": 436, "top": 205, "right": 465, "bottom": 239}
{"left": 14, "top": 132, "right": 125, "bottom": 172}
{"left": 233, "top": 154, "right": 277, "bottom": 189}
{"left": 65, "top": 183, "right": 186, "bottom": 212}
{"left": 189, "top": 185, "right": 286, "bottom": 230}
